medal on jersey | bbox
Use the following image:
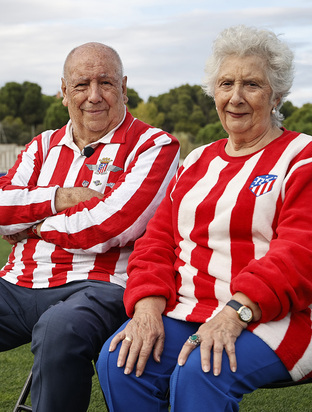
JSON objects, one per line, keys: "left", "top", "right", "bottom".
{"left": 86, "top": 157, "right": 123, "bottom": 175}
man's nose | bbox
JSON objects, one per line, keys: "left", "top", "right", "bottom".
{"left": 88, "top": 84, "right": 103, "bottom": 103}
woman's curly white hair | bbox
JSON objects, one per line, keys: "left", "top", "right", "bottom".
{"left": 202, "top": 25, "right": 295, "bottom": 127}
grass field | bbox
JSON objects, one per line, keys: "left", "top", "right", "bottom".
{"left": 0, "top": 237, "right": 311, "bottom": 411}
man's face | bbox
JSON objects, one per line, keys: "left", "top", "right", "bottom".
{"left": 62, "top": 46, "right": 128, "bottom": 144}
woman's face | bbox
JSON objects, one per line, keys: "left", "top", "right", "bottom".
{"left": 214, "top": 55, "right": 277, "bottom": 140}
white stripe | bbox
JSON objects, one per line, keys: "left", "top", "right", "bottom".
{"left": 208, "top": 152, "right": 262, "bottom": 281}
{"left": 252, "top": 314, "right": 291, "bottom": 351}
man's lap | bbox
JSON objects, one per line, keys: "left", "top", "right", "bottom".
{"left": 0, "top": 278, "right": 127, "bottom": 352}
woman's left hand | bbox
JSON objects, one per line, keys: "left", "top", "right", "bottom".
{"left": 177, "top": 306, "right": 246, "bottom": 376}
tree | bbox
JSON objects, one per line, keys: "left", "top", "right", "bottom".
{"left": 127, "top": 88, "right": 143, "bottom": 109}
{"left": 196, "top": 121, "right": 227, "bottom": 145}
{"left": 280, "top": 100, "right": 297, "bottom": 120}
{"left": 43, "top": 99, "right": 69, "bottom": 130}
{"left": 2, "top": 116, "right": 30, "bottom": 145}
{"left": 131, "top": 101, "right": 164, "bottom": 128}
{"left": 20, "top": 82, "right": 45, "bottom": 126}
{"left": 0, "top": 82, "right": 23, "bottom": 119}
{"left": 283, "top": 103, "right": 312, "bottom": 135}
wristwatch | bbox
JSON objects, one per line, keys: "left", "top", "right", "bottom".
{"left": 226, "top": 300, "right": 253, "bottom": 323}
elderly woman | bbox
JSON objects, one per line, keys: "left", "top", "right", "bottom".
{"left": 97, "top": 25, "right": 312, "bottom": 411}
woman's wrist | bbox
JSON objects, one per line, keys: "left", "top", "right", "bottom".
{"left": 230, "top": 292, "right": 262, "bottom": 322}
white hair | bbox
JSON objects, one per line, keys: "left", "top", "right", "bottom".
{"left": 202, "top": 25, "right": 295, "bottom": 126}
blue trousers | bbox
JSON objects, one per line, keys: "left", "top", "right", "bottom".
{"left": 97, "top": 316, "right": 290, "bottom": 412}
{"left": 0, "top": 278, "right": 127, "bottom": 412}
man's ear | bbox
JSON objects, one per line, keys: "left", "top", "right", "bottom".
{"left": 61, "top": 78, "right": 68, "bottom": 107}
{"left": 122, "top": 76, "right": 128, "bottom": 104}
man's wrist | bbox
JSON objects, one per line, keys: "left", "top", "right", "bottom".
{"left": 27, "top": 224, "right": 41, "bottom": 239}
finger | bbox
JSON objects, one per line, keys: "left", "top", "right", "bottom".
{"left": 212, "top": 342, "right": 224, "bottom": 376}
{"left": 133, "top": 340, "right": 156, "bottom": 377}
{"left": 225, "top": 342, "right": 237, "bottom": 373}
{"left": 122, "top": 336, "right": 148, "bottom": 376}
{"left": 117, "top": 335, "right": 137, "bottom": 371}
{"left": 177, "top": 335, "right": 200, "bottom": 366}
{"left": 153, "top": 334, "right": 165, "bottom": 363}
{"left": 109, "top": 330, "right": 126, "bottom": 352}
{"left": 199, "top": 340, "right": 213, "bottom": 373}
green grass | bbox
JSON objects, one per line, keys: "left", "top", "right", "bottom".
{"left": 1, "top": 237, "right": 312, "bottom": 410}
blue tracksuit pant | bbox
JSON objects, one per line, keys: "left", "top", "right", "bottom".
{"left": 97, "top": 316, "right": 290, "bottom": 412}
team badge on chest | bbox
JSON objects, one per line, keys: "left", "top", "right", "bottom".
{"left": 249, "top": 174, "right": 277, "bottom": 197}
{"left": 86, "top": 157, "right": 123, "bottom": 175}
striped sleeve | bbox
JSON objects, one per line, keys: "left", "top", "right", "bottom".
{"left": 0, "top": 131, "right": 59, "bottom": 235}
{"left": 40, "top": 120, "right": 180, "bottom": 254}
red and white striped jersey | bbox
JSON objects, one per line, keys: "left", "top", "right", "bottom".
{"left": 125, "top": 129, "right": 312, "bottom": 381}
{"left": 0, "top": 110, "right": 180, "bottom": 289}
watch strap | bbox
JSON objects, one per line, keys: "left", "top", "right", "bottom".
{"left": 226, "top": 299, "right": 243, "bottom": 311}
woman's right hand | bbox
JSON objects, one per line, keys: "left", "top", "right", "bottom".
{"left": 108, "top": 296, "right": 166, "bottom": 377}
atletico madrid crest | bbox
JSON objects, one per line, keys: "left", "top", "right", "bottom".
{"left": 249, "top": 174, "right": 277, "bottom": 197}
{"left": 86, "top": 157, "right": 123, "bottom": 175}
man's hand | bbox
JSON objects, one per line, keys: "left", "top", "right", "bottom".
{"left": 2, "top": 229, "right": 29, "bottom": 244}
{"left": 55, "top": 187, "right": 104, "bottom": 212}
{"left": 109, "top": 296, "right": 166, "bottom": 377}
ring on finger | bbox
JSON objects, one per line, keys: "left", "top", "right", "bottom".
{"left": 188, "top": 334, "right": 201, "bottom": 346}
{"left": 124, "top": 336, "right": 132, "bottom": 343}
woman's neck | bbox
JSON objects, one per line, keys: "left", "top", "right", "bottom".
{"left": 225, "top": 127, "right": 283, "bottom": 157}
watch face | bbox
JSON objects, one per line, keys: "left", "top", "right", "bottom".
{"left": 239, "top": 307, "right": 252, "bottom": 322}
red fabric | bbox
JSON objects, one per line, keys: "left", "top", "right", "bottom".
{"left": 124, "top": 129, "right": 312, "bottom": 380}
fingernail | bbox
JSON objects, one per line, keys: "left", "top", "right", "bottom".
{"left": 213, "top": 368, "right": 219, "bottom": 376}
{"left": 203, "top": 365, "right": 210, "bottom": 373}
{"left": 117, "top": 362, "right": 122, "bottom": 368}
{"left": 124, "top": 368, "right": 130, "bottom": 375}
{"left": 231, "top": 366, "right": 237, "bottom": 373}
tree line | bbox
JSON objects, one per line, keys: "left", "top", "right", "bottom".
{"left": 1, "top": 81, "right": 312, "bottom": 157}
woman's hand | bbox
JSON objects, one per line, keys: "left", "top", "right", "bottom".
{"left": 108, "top": 296, "right": 166, "bottom": 377}
{"left": 178, "top": 306, "right": 246, "bottom": 376}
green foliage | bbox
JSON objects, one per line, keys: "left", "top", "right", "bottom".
{"left": 127, "top": 87, "right": 143, "bottom": 109}
{"left": 0, "top": 81, "right": 66, "bottom": 144}
{"left": 0, "top": 82, "right": 23, "bottom": 119}
{"left": 20, "top": 82, "right": 45, "bottom": 126}
{"left": 0, "top": 80, "right": 312, "bottom": 152}
{"left": 280, "top": 100, "right": 297, "bottom": 119}
{"left": 196, "top": 121, "right": 227, "bottom": 145}
{"left": 148, "top": 84, "right": 218, "bottom": 138}
{"left": 130, "top": 101, "right": 165, "bottom": 128}
{"left": 283, "top": 103, "right": 312, "bottom": 135}
{"left": 1, "top": 115, "right": 30, "bottom": 145}
{"left": 43, "top": 99, "right": 69, "bottom": 130}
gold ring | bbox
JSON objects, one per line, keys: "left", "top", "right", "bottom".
{"left": 124, "top": 336, "right": 132, "bottom": 343}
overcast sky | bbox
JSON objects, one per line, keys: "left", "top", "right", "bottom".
{"left": 1, "top": 0, "right": 312, "bottom": 107}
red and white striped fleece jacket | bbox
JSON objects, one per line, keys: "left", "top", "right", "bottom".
{"left": 125, "top": 129, "right": 312, "bottom": 381}
{"left": 0, "top": 109, "right": 180, "bottom": 289}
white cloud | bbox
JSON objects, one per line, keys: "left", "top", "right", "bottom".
{"left": 0, "top": 1, "right": 311, "bottom": 106}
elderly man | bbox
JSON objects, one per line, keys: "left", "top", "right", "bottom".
{"left": 0, "top": 42, "right": 179, "bottom": 412}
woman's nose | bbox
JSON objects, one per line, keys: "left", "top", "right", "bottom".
{"left": 229, "top": 85, "right": 244, "bottom": 105}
